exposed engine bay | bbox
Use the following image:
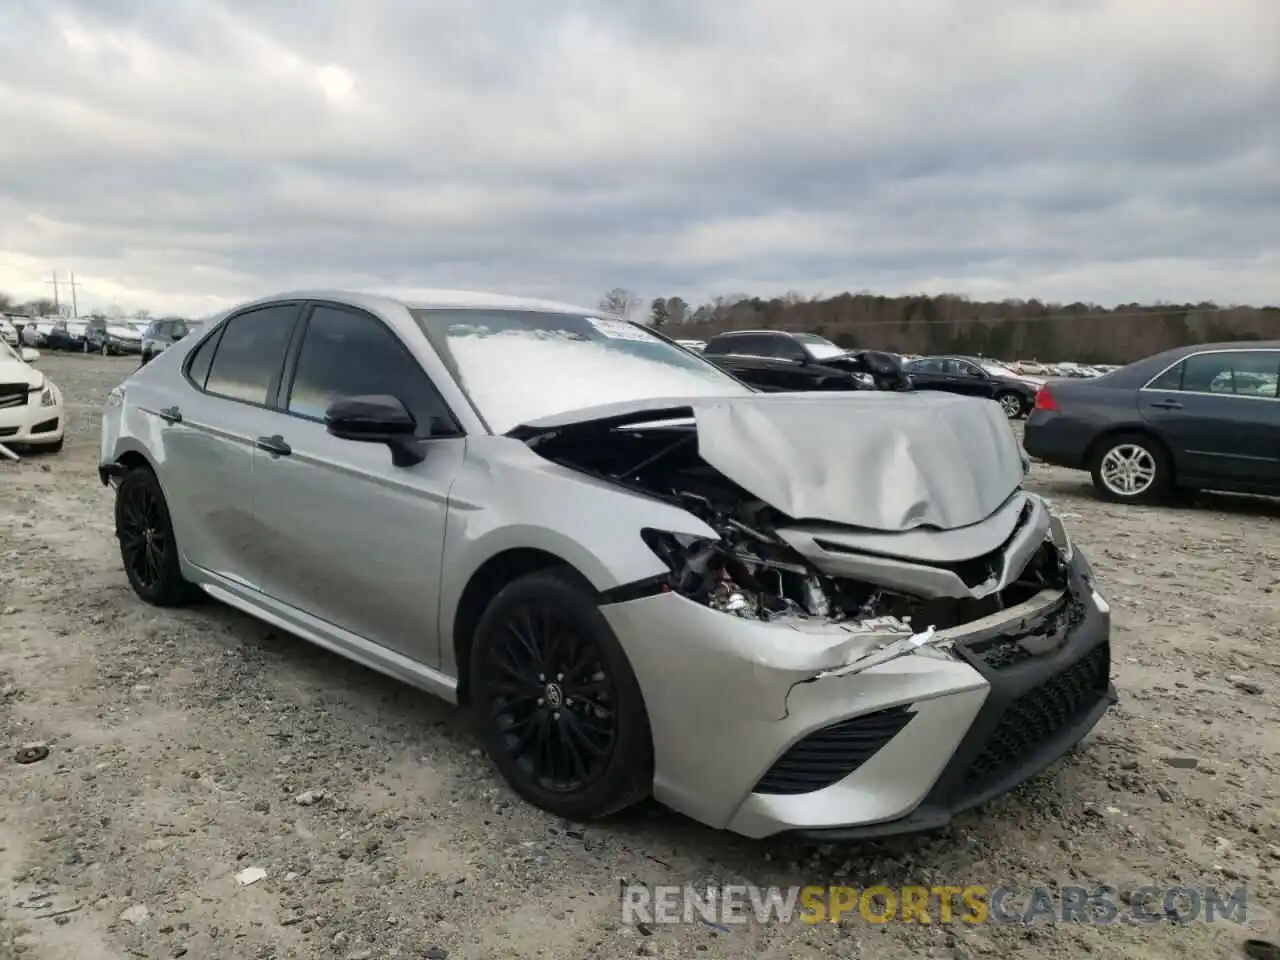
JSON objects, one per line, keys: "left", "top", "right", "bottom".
{"left": 525, "top": 417, "right": 1074, "bottom": 635}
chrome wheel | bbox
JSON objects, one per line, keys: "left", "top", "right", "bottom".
{"left": 998, "top": 394, "right": 1023, "bottom": 418}
{"left": 1100, "top": 444, "right": 1156, "bottom": 497}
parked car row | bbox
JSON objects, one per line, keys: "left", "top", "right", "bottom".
{"left": 16, "top": 316, "right": 154, "bottom": 356}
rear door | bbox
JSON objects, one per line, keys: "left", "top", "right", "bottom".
{"left": 1139, "top": 348, "right": 1280, "bottom": 487}
{"left": 904, "top": 358, "right": 949, "bottom": 392}
{"left": 158, "top": 303, "right": 302, "bottom": 588}
{"left": 948, "top": 359, "right": 1000, "bottom": 399}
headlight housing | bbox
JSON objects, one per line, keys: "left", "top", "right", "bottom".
{"left": 40, "top": 385, "right": 56, "bottom": 407}
{"left": 1047, "top": 510, "right": 1073, "bottom": 563}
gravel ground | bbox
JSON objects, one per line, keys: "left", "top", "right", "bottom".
{"left": 1, "top": 354, "right": 1278, "bottom": 960}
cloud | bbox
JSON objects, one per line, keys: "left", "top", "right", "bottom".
{"left": 0, "top": 0, "right": 1276, "bottom": 314}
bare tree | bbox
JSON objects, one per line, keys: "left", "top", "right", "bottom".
{"left": 649, "top": 297, "right": 669, "bottom": 327}
{"left": 599, "top": 288, "right": 641, "bottom": 320}
{"left": 136, "top": 309, "right": 152, "bottom": 321}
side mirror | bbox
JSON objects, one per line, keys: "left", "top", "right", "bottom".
{"left": 21, "top": 348, "right": 40, "bottom": 363}
{"left": 324, "top": 394, "right": 425, "bottom": 467}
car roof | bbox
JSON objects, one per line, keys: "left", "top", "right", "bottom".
{"left": 709, "top": 329, "right": 799, "bottom": 338}
{"left": 233, "top": 288, "right": 605, "bottom": 318}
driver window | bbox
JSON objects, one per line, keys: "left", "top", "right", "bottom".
{"left": 775, "top": 338, "right": 806, "bottom": 362}
{"left": 286, "top": 305, "right": 453, "bottom": 437}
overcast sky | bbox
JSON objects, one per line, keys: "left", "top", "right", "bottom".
{"left": 0, "top": 0, "right": 1276, "bottom": 316}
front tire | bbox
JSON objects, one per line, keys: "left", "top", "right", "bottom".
{"left": 101, "top": 342, "right": 110, "bottom": 356}
{"left": 1090, "top": 433, "right": 1172, "bottom": 504}
{"left": 114, "top": 467, "right": 202, "bottom": 606}
{"left": 470, "top": 569, "right": 653, "bottom": 821}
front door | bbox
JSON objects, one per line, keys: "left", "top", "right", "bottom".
{"left": 249, "top": 302, "right": 466, "bottom": 666}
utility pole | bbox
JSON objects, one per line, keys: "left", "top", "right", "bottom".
{"left": 45, "top": 271, "right": 61, "bottom": 315}
{"left": 64, "top": 272, "right": 81, "bottom": 318}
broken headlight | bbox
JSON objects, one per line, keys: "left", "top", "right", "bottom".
{"left": 640, "top": 528, "right": 832, "bottom": 620}
{"left": 1047, "top": 510, "right": 1073, "bottom": 564}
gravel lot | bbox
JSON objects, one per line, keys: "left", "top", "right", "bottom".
{"left": 2, "top": 354, "right": 1278, "bottom": 960}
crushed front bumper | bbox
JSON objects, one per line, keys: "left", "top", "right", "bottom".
{"left": 600, "top": 552, "right": 1115, "bottom": 839}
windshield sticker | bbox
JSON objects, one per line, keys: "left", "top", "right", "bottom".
{"left": 585, "top": 317, "right": 653, "bottom": 342}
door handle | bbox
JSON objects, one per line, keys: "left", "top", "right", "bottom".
{"left": 255, "top": 435, "right": 292, "bottom": 456}
{"left": 1151, "top": 398, "right": 1183, "bottom": 410}
{"left": 157, "top": 405, "right": 182, "bottom": 424}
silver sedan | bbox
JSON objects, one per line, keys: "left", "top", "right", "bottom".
{"left": 98, "top": 290, "right": 1115, "bottom": 839}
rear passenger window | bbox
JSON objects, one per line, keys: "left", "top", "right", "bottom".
{"left": 203, "top": 305, "right": 298, "bottom": 405}
{"left": 185, "top": 328, "right": 219, "bottom": 388}
{"left": 1182, "top": 351, "right": 1280, "bottom": 397}
{"left": 286, "top": 305, "right": 454, "bottom": 436}
{"left": 1146, "top": 362, "right": 1183, "bottom": 391}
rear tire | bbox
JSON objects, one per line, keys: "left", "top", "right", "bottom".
{"left": 996, "top": 391, "right": 1026, "bottom": 419}
{"left": 1089, "top": 433, "right": 1172, "bottom": 504}
{"left": 101, "top": 342, "right": 110, "bottom": 357}
{"left": 114, "top": 467, "right": 202, "bottom": 606}
{"left": 470, "top": 568, "right": 653, "bottom": 821}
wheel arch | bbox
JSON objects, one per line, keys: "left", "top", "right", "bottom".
{"left": 450, "top": 547, "right": 598, "bottom": 706}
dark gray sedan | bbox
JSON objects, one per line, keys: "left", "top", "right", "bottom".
{"left": 1023, "top": 341, "right": 1280, "bottom": 503}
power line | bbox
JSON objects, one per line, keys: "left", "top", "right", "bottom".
{"left": 64, "top": 272, "right": 81, "bottom": 318}
{"left": 44, "top": 271, "right": 60, "bottom": 314}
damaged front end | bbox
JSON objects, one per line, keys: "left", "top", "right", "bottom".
{"left": 513, "top": 397, "right": 1087, "bottom": 676}
{"left": 510, "top": 394, "right": 1114, "bottom": 836}
{"left": 636, "top": 492, "right": 1082, "bottom": 677}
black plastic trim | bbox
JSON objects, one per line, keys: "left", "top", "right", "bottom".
{"left": 597, "top": 575, "right": 671, "bottom": 605}
{"left": 754, "top": 706, "right": 916, "bottom": 795}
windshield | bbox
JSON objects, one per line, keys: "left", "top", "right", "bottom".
{"left": 411, "top": 309, "right": 753, "bottom": 433}
{"left": 981, "top": 361, "right": 1019, "bottom": 377}
{"left": 792, "top": 332, "right": 847, "bottom": 360}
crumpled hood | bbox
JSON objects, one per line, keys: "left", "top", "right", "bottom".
{"left": 513, "top": 391, "right": 1027, "bottom": 532}
{"left": 0, "top": 359, "right": 41, "bottom": 389}
{"left": 107, "top": 324, "right": 141, "bottom": 339}
{"left": 694, "top": 392, "right": 1025, "bottom": 530}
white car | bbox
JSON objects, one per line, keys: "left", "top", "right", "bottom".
{"left": 0, "top": 341, "right": 65, "bottom": 453}
{"left": 22, "top": 319, "right": 58, "bottom": 347}
{"left": 0, "top": 318, "right": 18, "bottom": 347}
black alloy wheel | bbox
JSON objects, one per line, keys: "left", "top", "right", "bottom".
{"left": 114, "top": 468, "right": 201, "bottom": 606}
{"left": 471, "top": 570, "right": 653, "bottom": 820}
{"left": 486, "top": 601, "right": 616, "bottom": 792}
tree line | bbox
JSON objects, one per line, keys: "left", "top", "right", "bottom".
{"left": 0, "top": 292, "right": 149, "bottom": 322}
{"left": 600, "top": 288, "right": 1280, "bottom": 364}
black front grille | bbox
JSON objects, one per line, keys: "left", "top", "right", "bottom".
{"left": 962, "top": 641, "right": 1111, "bottom": 790}
{"left": 754, "top": 706, "right": 915, "bottom": 795}
{"left": 965, "top": 634, "right": 1034, "bottom": 671}
{"left": 0, "top": 426, "right": 16, "bottom": 437}
{"left": 0, "top": 383, "right": 27, "bottom": 409}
